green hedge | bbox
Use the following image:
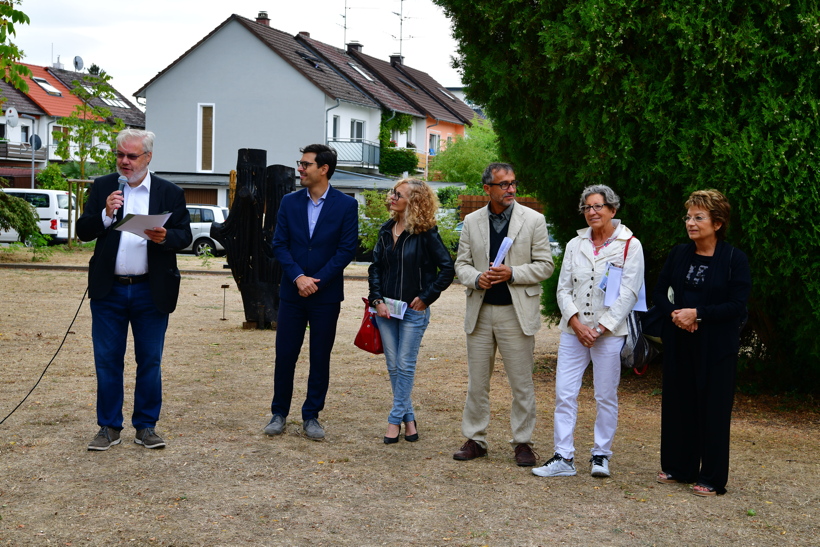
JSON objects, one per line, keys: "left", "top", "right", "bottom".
{"left": 436, "top": 0, "right": 820, "bottom": 392}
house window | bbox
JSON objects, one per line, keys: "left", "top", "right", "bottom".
{"left": 332, "top": 116, "right": 340, "bottom": 139}
{"left": 21, "top": 125, "right": 29, "bottom": 144}
{"left": 198, "top": 104, "right": 215, "bottom": 171}
{"left": 350, "top": 119, "right": 364, "bottom": 142}
{"left": 348, "top": 63, "right": 373, "bottom": 82}
{"left": 406, "top": 126, "right": 414, "bottom": 148}
{"left": 438, "top": 87, "right": 457, "bottom": 101}
{"left": 391, "top": 129, "right": 399, "bottom": 143}
{"left": 0, "top": 123, "right": 5, "bottom": 139}
{"left": 428, "top": 133, "right": 440, "bottom": 156}
{"left": 32, "top": 77, "right": 62, "bottom": 96}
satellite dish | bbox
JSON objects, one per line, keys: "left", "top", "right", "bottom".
{"left": 4, "top": 107, "right": 19, "bottom": 128}
{"left": 74, "top": 55, "right": 84, "bottom": 71}
{"left": 29, "top": 134, "right": 43, "bottom": 151}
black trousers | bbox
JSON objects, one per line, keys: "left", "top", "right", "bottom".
{"left": 660, "top": 329, "right": 736, "bottom": 494}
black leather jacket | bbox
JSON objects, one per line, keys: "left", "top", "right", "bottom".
{"left": 368, "top": 220, "right": 455, "bottom": 306}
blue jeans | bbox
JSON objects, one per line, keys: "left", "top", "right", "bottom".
{"left": 375, "top": 307, "right": 430, "bottom": 425}
{"left": 90, "top": 281, "right": 168, "bottom": 430}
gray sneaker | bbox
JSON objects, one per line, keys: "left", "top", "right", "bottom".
{"left": 134, "top": 428, "right": 166, "bottom": 449}
{"left": 302, "top": 418, "right": 325, "bottom": 440}
{"left": 264, "top": 414, "right": 286, "bottom": 436}
{"left": 532, "top": 453, "right": 577, "bottom": 477}
{"left": 88, "top": 426, "right": 121, "bottom": 451}
{"left": 590, "top": 454, "right": 611, "bottom": 478}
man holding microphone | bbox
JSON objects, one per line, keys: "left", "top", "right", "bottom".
{"left": 77, "top": 129, "right": 191, "bottom": 451}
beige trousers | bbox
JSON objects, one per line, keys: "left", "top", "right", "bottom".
{"left": 461, "top": 303, "right": 537, "bottom": 450}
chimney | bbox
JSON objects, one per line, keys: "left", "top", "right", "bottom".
{"left": 256, "top": 11, "right": 270, "bottom": 26}
{"left": 390, "top": 54, "right": 404, "bottom": 67}
{"left": 347, "top": 41, "right": 363, "bottom": 53}
{"left": 53, "top": 55, "right": 64, "bottom": 70}
{"left": 298, "top": 31, "right": 310, "bottom": 38}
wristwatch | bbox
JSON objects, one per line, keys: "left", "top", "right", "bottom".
{"left": 594, "top": 326, "right": 604, "bottom": 335}
{"left": 371, "top": 299, "right": 384, "bottom": 306}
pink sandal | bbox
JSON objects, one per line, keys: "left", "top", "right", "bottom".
{"left": 657, "top": 471, "right": 681, "bottom": 484}
{"left": 693, "top": 483, "right": 717, "bottom": 496}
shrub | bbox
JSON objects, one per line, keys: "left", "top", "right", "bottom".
{"left": 436, "top": 0, "right": 820, "bottom": 392}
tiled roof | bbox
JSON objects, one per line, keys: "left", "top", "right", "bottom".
{"left": 296, "top": 34, "right": 423, "bottom": 118}
{"left": 48, "top": 67, "right": 145, "bottom": 128}
{"left": 0, "top": 79, "right": 46, "bottom": 117}
{"left": 347, "top": 49, "right": 469, "bottom": 126}
{"left": 234, "top": 16, "right": 377, "bottom": 109}
{"left": 396, "top": 64, "right": 477, "bottom": 124}
{"left": 136, "top": 14, "right": 378, "bottom": 110}
{"left": 19, "top": 64, "right": 85, "bottom": 118}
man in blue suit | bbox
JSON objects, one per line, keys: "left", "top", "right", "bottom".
{"left": 264, "top": 144, "right": 359, "bottom": 440}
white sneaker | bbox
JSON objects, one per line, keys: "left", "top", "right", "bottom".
{"left": 532, "top": 453, "right": 576, "bottom": 477}
{"left": 590, "top": 454, "right": 610, "bottom": 477}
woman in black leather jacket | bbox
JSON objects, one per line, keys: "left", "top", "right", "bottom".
{"left": 368, "top": 178, "right": 455, "bottom": 444}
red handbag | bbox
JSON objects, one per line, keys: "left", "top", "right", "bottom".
{"left": 354, "top": 297, "right": 383, "bottom": 354}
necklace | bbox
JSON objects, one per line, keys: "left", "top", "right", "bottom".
{"left": 592, "top": 236, "right": 614, "bottom": 255}
{"left": 392, "top": 221, "right": 404, "bottom": 238}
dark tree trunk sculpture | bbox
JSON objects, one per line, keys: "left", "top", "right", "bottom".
{"left": 210, "top": 148, "right": 295, "bottom": 328}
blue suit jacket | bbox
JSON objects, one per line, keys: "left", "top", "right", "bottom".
{"left": 272, "top": 185, "right": 359, "bottom": 303}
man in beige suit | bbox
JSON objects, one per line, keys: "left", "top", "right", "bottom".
{"left": 452, "top": 162, "right": 554, "bottom": 466}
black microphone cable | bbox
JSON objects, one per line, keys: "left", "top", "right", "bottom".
{"left": 0, "top": 287, "right": 88, "bottom": 426}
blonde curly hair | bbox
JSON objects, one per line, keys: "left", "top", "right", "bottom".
{"left": 390, "top": 178, "right": 439, "bottom": 234}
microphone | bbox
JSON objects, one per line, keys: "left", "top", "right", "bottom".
{"left": 117, "top": 175, "right": 127, "bottom": 194}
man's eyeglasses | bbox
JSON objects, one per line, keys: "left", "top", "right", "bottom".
{"left": 296, "top": 161, "right": 316, "bottom": 169}
{"left": 579, "top": 203, "right": 609, "bottom": 214}
{"left": 683, "top": 215, "right": 710, "bottom": 223}
{"left": 486, "top": 181, "right": 518, "bottom": 190}
{"left": 116, "top": 151, "right": 149, "bottom": 161}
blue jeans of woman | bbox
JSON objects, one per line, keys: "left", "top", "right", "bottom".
{"left": 375, "top": 307, "right": 430, "bottom": 425}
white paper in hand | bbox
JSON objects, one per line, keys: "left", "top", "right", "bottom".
{"left": 492, "top": 237, "right": 513, "bottom": 266}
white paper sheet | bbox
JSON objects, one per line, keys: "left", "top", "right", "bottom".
{"left": 492, "top": 236, "right": 513, "bottom": 266}
{"left": 370, "top": 297, "right": 408, "bottom": 319}
{"left": 603, "top": 264, "right": 648, "bottom": 312}
{"left": 114, "top": 213, "right": 172, "bottom": 240}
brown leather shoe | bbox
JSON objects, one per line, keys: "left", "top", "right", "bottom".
{"left": 453, "top": 439, "right": 487, "bottom": 461}
{"left": 514, "top": 443, "right": 537, "bottom": 467}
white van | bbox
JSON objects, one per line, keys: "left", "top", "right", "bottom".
{"left": 0, "top": 188, "right": 77, "bottom": 245}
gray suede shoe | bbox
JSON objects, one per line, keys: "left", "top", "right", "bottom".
{"left": 264, "top": 414, "right": 286, "bottom": 436}
{"left": 302, "top": 418, "right": 325, "bottom": 440}
{"left": 88, "top": 426, "right": 121, "bottom": 451}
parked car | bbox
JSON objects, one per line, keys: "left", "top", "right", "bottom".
{"left": 0, "top": 188, "right": 76, "bottom": 245}
{"left": 183, "top": 204, "right": 229, "bottom": 256}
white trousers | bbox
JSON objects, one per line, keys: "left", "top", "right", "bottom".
{"left": 554, "top": 331, "right": 624, "bottom": 460}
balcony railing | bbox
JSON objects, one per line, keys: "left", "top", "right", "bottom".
{"left": 327, "top": 138, "right": 380, "bottom": 168}
{"left": 0, "top": 141, "right": 47, "bottom": 161}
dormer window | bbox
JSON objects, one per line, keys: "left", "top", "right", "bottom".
{"left": 348, "top": 63, "right": 373, "bottom": 82}
{"left": 32, "top": 77, "right": 62, "bottom": 96}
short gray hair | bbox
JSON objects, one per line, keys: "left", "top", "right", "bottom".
{"left": 116, "top": 129, "right": 155, "bottom": 153}
{"left": 482, "top": 162, "right": 514, "bottom": 186}
{"left": 578, "top": 184, "right": 620, "bottom": 212}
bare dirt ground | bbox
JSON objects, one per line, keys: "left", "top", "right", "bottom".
{"left": 0, "top": 246, "right": 818, "bottom": 546}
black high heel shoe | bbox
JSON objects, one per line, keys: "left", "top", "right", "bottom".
{"left": 383, "top": 423, "right": 401, "bottom": 444}
{"left": 404, "top": 420, "right": 419, "bottom": 442}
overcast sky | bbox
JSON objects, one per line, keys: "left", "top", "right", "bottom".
{"left": 12, "top": 0, "right": 463, "bottom": 102}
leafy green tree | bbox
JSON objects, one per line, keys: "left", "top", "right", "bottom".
{"left": 36, "top": 163, "right": 67, "bottom": 190}
{"left": 0, "top": 186, "right": 40, "bottom": 243}
{"left": 0, "top": 0, "right": 31, "bottom": 101}
{"left": 435, "top": 0, "right": 820, "bottom": 391}
{"left": 429, "top": 117, "right": 498, "bottom": 192}
{"left": 52, "top": 70, "right": 125, "bottom": 182}
{"left": 358, "top": 188, "right": 390, "bottom": 253}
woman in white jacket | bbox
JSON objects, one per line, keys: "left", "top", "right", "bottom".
{"left": 533, "top": 184, "right": 644, "bottom": 479}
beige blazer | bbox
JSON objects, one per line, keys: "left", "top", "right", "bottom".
{"left": 455, "top": 202, "right": 555, "bottom": 336}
